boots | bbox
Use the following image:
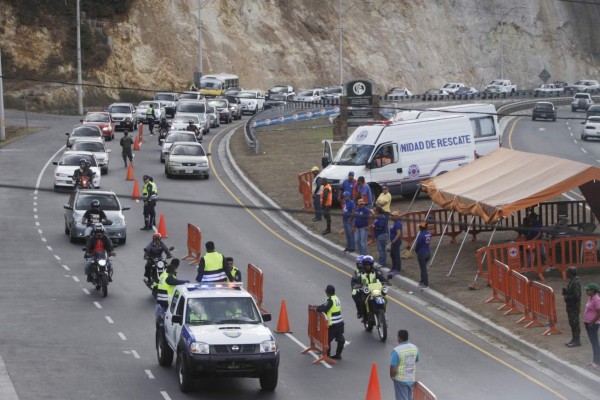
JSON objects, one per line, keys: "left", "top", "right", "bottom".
{"left": 321, "top": 222, "right": 331, "bottom": 235}
{"left": 331, "top": 341, "right": 344, "bottom": 360}
{"left": 566, "top": 337, "right": 581, "bottom": 347}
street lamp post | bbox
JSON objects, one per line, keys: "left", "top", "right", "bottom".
{"left": 198, "top": 0, "right": 203, "bottom": 75}
{"left": 76, "top": 0, "right": 83, "bottom": 115}
{"left": 499, "top": 6, "right": 525, "bottom": 80}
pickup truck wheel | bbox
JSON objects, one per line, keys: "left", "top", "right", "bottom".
{"left": 532, "top": 116, "right": 535, "bottom": 121}
{"left": 177, "top": 354, "right": 195, "bottom": 393}
{"left": 259, "top": 368, "right": 278, "bottom": 391}
{"left": 572, "top": 107, "right": 576, "bottom": 112}
{"left": 156, "top": 330, "right": 174, "bottom": 366}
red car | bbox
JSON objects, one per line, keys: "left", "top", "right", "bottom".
{"left": 81, "top": 112, "right": 115, "bottom": 140}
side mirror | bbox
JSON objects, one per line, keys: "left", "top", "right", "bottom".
{"left": 80, "top": 120, "right": 84, "bottom": 122}
{"left": 321, "top": 156, "right": 330, "bottom": 169}
{"left": 169, "top": 246, "right": 175, "bottom": 251}
{"left": 262, "top": 313, "right": 272, "bottom": 322}
{"left": 206, "top": 152, "right": 212, "bottom": 156}
{"left": 171, "top": 315, "right": 182, "bottom": 324}
{"left": 53, "top": 161, "right": 58, "bottom": 165}
{"left": 122, "top": 206, "right": 130, "bottom": 211}
{"left": 65, "top": 132, "right": 70, "bottom": 136}
{"left": 63, "top": 204, "right": 72, "bottom": 210}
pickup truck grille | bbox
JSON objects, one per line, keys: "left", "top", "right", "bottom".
{"left": 212, "top": 344, "right": 258, "bottom": 354}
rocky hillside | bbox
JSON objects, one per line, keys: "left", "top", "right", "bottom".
{"left": 1, "top": 0, "right": 600, "bottom": 110}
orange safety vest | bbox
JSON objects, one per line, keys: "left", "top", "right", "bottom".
{"left": 320, "top": 183, "right": 332, "bottom": 206}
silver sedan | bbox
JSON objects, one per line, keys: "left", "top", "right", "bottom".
{"left": 164, "top": 142, "right": 211, "bottom": 179}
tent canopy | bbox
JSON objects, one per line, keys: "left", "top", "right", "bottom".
{"left": 420, "top": 148, "right": 600, "bottom": 224}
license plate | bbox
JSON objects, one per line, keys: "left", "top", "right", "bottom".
{"left": 185, "top": 169, "right": 193, "bottom": 174}
{"left": 374, "top": 297, "right": 384, "bottom": 304}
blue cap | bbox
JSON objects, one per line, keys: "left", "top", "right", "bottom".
{"left": 348, "top": 171, "right": 355, "bottom": 176}
{"left": 343, "top": 191, "right": 350, "bottom": 197}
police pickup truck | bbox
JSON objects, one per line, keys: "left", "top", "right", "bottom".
{"left": 155, "top": 283, "right": 279, "bottom": 393}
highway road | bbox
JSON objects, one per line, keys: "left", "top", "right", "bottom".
{"left": 0, "top": 108, "right": 596, "bottom": 399}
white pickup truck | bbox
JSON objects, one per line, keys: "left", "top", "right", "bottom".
{"left": 533, "top": 84, "right": 563, "bottom": 96}
{"left": 484, "top": 79, "right": 517, "bottom": 94}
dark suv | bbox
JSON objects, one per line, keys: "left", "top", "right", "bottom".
{"left": 532, "top": 102, "right": 556, "bottom": 121}
{"left": 586, "top": 105, "right": 600, "bottom": 119}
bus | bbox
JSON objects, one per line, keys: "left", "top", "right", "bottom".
{"left": 198, "top": 73, "right": 240, "bottom": 97}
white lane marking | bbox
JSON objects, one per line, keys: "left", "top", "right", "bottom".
{"left": 284, "top": 332, "right": 332, "bottom": 368}
{"left": 145, "top": 370, "right": 155, "bottom": 380}
{"left": 570, "top": 132, "right": 573, "bottom": 136}
{"left": 581, "top": 148, "right": 588, "bottom": 154}
{"left": 34, "top": 215, "right": 38, "bottom": 219}
{"left": 597, "top": 160, "right": 600, "bottom": 163}
{"left": 72, "top": 276, "right": 80, "bottom": 282}
{"left": 35, "top": 222, "right": 39, "bottom": 226}
{"left": 93, "top": 302, "right": 102, "bottom": 309}
{"left": 36, "top": 145, "right": 65, "bottom": 189}
{"left": 33, "top": 202, "right": 37, "bottom": 206}
{"left": 105, "top": 316, "right": 114, "bottom": 324}
{"left": 62, "top": 265, "right": 70, "bottom": 271}
{"left": 131, "top": 350, "right": 141, "bottom": 359}
{"left": 46, "top": 246, "right": 52, "bottom": 251}
{"left": 160, "top": 391, "right": 171, "bottom": 400}
{"left": 82, "top": 288, "right": 90, "bottom": 295}
{"left": 41, "top": 237, "right": 47, "bottom": 243}
{"left": 33, "top": 208, "right": 37, "bottom": 212}
{"left": 37, "top": 229, "right": 42, "bottom": 235}
{"left": 538, "top": 128, "right": 545, "bottom": 131}
{"left": 118, "top": 332, "right": 127, "bottom": 341}
{"left": 54, "top": 254, "right": 61, "bottom": 261}
{"left": 33, "top": 196, "right": 37, "bottom": 200}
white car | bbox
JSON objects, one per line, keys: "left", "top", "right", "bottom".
{"left": 70, "top": 138, "right": 111, "bottom": 174}
{"left": 171, "top": 114, "right": 204, "bottom": 139}
{"left": 135, "top": 101, "right": 166, "bottom": 123}
{"left": 206, "top": 105, "right": 220, "bottom": 128}
{"left": 570, "top": 80, "right": 600, "bottom": 93}
{"left": 164, "top": 142, "right": 211, "bottom": 179}
{"left": 237, "top": 90, "right": 265, "bottom": 114}
{"left": 293, "top": 88, "right": 324, "bottom": 102}
{"left": 160, "top": 131, "right": 198, "bottom": 163}
{"left": 53, "top": 151, "right": 101, "bottom": 190}
{"left": 441, "top": 82, "right": 465, "bottom": 94}
{"left": 581, "top": 116, "right": 600, "bottom": 141}
{"left": 107, "top": 103, "right": 137, "bottom": 132}
{"left": 175, "top": 101, "right": 209, "bottom": 134}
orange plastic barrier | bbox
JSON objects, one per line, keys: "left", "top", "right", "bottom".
{"left": 297, "top": 171, "right": 314, "bottom": 211}
{"left": 247, "top": 263, "right": 265, "bottom": 312}
{"left": 401, "top": 209, "right": 462, "bottom": 246}
{"left": 137, "top": 123, "right": 143, "bottom": 143}
{"left": 485, "top": 260, "right": 511, "bottom": 311}
{"left": 181, "top": 223, "right": 202, "bottom": 265}
{"left": 549, "top": 236, "right": 599, "bottom": 279}
{"left": 504, "top": 269, "right": 532, "bottom": 323}
{"left": 476, "top": 240, "right": 547, "bottom": 282}
{"left": 301, "top": 306, "right": 335, "bottom": 365}
{"left": 525, "top": 281, "right": 562, "bottom": 336}
{"left": 413, "top": 381, "right": 437, "bottom": 400}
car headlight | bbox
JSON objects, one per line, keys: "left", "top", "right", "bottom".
{"left": 198, "top": 161, "right": 208, "bottom": 167}
{"left": 170, "top": 161, "right": 182, "bottom": 166}
{"left": 102, "top": 126, "right": 112, "bottom": 132}
{"left": 111, "top": 220, "right": 125, "bottom": 227}
{"left": 190, "top": 342, "right": 210, "bottom": 354}
{"left": 260, "top": 340, "right": 277, "bottom": 353}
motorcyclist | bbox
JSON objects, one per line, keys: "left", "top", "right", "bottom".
{"left": 72, "top": 158, "right": 95, "bottom": 189}
{"left": 350, "top": 255, "right": 365, "bottom": 318}
{"left": 158, "top": 118, "right": 169, "bottom": 144}
{"left": 85, "top": 223, "right": 115, "bottom": 282}
{"left": 82, "top": 199, "right": 110, "bottom": 240}
{"left": 185, "top": 120, "right": 198, "bottom": 134}
{"left": 143, "top": 232, "right": 172, "bottom": 283}
{"left": 352, "top": 255, "right": 387, "bottom": 319}
{"left": 155, "top": 258, "right": 189, "bottom": 309}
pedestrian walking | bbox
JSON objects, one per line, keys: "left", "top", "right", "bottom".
{"left": 311, "top": 166, "right": 322, "bottom": 222}
{"left": 583, "top": 282, "right": 600, "bottom": 368}
{"left": 120, "top": 130, "right": 133, "bottom": 167}
{"left": 313, "top": 284, "right": 345, "bottom": 360}
{"left": 341, "top": 191, "right": 355, "bottom": 253}
{"left": 390, "top": 329, "right": 419, "bottom": 400}
{"left": 140, "top": 175, "right": 158, "bottom": 230}
{"left": 389, "top": 211, "right": 403, "bottom": 276}
{"left": 320, "top": 177, "right": 332, "bottom": 235}
{"left": 373, "top": 206, "right": 389, "bottom": 268}
{"left": 562, "top": 267, "right": 581, "bottom": 347}
{"left": 415, "top": 221, "right": 432, "bottom": 289}
{"left": 353, "top": 199, "right": 370, "bottom": 255}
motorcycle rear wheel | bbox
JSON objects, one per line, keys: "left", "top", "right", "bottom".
{"left": 375, "top": 309, "right": 387, "bottom": 341}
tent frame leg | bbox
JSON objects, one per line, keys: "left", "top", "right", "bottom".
{"left": 447, "top": 216, "right": 475, "bottom": 277}
{"left": 427, "top": 210, "right": 454, "bottom": 269}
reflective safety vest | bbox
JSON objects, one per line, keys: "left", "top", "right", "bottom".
{"left": 156, "top": 271, "right": 174, "bottom": 307}
{"left": 146, "top": 107, "right": 155, "bottom": 117}
{"left": 227, "top": 266, "right": 240, "bottom": 283}
{"left": 189, "top": 310, "right": 208, "bottom": 322}
{"left": 225, "top": 308, "right": 243, "bottom": 318}
{"left": 320, "top": 183, "right": 332, "bottom": 206}
{"left": 142, "top": 181, "right": 158, "bottom": 201}
{"left": 326, "top": 295, "right": 343, "bottom": 326}
{"left": 201, "top": 252, "right": 227, "bottom": 282}
{"left": 392, "top": 342, "right": 419, "bottom": 383}
{"left": 360, "top": 271, "right": 378, "bottom": 285}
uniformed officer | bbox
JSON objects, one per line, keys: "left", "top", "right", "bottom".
{"left": 563, "top": 266, "right": 582, "bottom": 347}
{"left": 155, "top": 259, "right": 189, "bottom": 309}
{"left": 195, "top": 241, "right": 234, "bottom": 283}
{"left": 141, "top": 175, "right": 158, "bottom": 230}
{"left": 320, "top": 177, "right": 332, "bottom": 235}
{"left": 225, "top": 257, "right": 242, "bottom": 282}
{"left": 314, "top": 284, "right": 345, "bottom": 360}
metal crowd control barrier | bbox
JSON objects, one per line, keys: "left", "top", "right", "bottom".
{"left": 485, "top": 260, "right": 511, "bottom": 311}
{"left": 476, "top": 240, "right": 548, "bottom": 282}
{"left": 401, "top": 209, "right": 465, "bottom": 246}
{"left": 414, "top": 381, "right": 437, "bottom": 400}
{"left": 504, "top": 269, "right": 532, "bottom": 323}
{"left": 297, "top": 171, "right": 313, "bottom": 211}
{"left": 301, "top": 306, "right": 335, "bottom": 365}
{"left": 525, "top": 281, "right": 562, "bottom": 336}
{"left": 181, "top": 223, "right": 202, "bottom": 265}
{"left": 247, "top": 264, "right": 265, "bottom": 312}
{"left": 549, "top": 236, "right": 599, "bottom": 279}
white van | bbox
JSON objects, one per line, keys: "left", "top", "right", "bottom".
{"left": 393, "top": 103, "right": 500, "bottom": 157}
{"left": 320, "top": 115, "right": 475, "bottom": 199}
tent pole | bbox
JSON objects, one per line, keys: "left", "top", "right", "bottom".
{"left": 404, "top": 183, "right": 421, "bottom": 216}
{"left": 447, "top": 215, "right": 476, "bottom": 277}
{"left": 427, "top": 210, "right": 454, "bottom": 269}
{"left": 409, "top": 201, "right": 435, "bottom": 252}
{"left": 470, "top": 221, "right": 500, "bottom": 289}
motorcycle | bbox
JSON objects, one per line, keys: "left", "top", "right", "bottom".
{"left": 158, "top": 122, "right": 171, "bottom": 144}
{"left": 357, "top": 281, "right": 388, "bottom": 341}
{"left": 144, "top": 246, "right": 175, "bottom": 297}
{"left": 74, "top": 174, "right": 95, "bottom": 190}
{"left": 84, "top": 250, "right": 115, "bottom": 298}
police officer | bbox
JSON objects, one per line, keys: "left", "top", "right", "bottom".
{"left": 314, "top": 285, "right": 345, "bottom": 360}
{"left": 141, "top": 175, "right": 158, "bottom": 230}
{"left": 155, "top": 259, "right": 189, "bottom": 309}
{"left": 353, "top": 255, "right": 387, "bottom": 319}
{"left": 195, "top": 241, "right": 233, "bottom": 283}
{"left": 146, "top": 104, "right": 155, "bottom": 134}
{"left": 225, "top": 257, "right": 242, "bottom": 282}
{"left": 351, "top": 255, "right": 365, "bottom": 318}
{"left": 563, "top": 266, "right": 582, "bottom": 347}
{"left": 320, "top": 177, "right": 332, "bottom": 235}
{"left": 143, "top": 232, "right": 172, "bottom": 282}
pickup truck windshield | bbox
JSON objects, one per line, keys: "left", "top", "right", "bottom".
{"left": 332, "top": 144, "right": 374, "bottom": 166}
{"left": 186, "top": 297, "right": 262, "bottom": 325}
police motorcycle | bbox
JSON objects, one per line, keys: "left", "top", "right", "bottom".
{"left": 83, "top": 249, "right": 116, "bottom": 298}
{"left": 157, "top": 119, "right": 171, "bottom": 144}
{"left": 353, "top": 281, "right": 389, "bottom": 342}
{"left": 144, "top": 246, "right": 175, "bottom": 297}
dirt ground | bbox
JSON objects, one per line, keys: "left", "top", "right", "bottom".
{"left": 229, "top": 121, "right": 600, "bottom": 376}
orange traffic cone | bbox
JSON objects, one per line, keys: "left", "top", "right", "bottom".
{"left": 365, "top": 363, "right": 382, "bottom": 400}
{"left": 157, "top": 213, "right": 168, "bottom": 238}
{"left": 126, "top": 163, "right": 134, "bottom": 181}
{"left": 275, "top": 300, "right": 292, "bottom": 333}
{"left": 133, "top": 135, "right": 140, "bottom": 151}
{"left": 131, "top": 179, "right": 140, "bottom": 200}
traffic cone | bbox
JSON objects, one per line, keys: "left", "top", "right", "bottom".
{"left": 126, "top": 163, "right": 134, "bottom": 181}
{"left": 157, "top": 213, "right": 168, "bottom": 238}
{"left": 365, "top": 363, "right": 382, "bottom": 400}
{"left": 131, "top": 179, "right": 140, "bottom": 200}
{"left": 133, "top": 135, "right": 140, "bottom": 151}
{"left": 275, "top": 300, "right": 292, "bottom": 333}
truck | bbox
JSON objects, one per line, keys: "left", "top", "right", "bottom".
{"left": 571, "top": 93, "right": 594, "bottom": 112}
{"left": 533, "top": 84, "right": 563, "bottom": 97}
{"left": 155, "top": 282, "right": 279, "bottom": 393}
{"left": 484, "top": 79, "right": 517, "bottom": 94}
{"left": 319, "top": 115, "right": 476, "bottom": 200}
{"left": 441, "top": 82, "right": 465, "bottom": 94}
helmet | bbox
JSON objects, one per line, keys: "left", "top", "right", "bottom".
{"left": 152, "top": 232, "right": 162, "bottom": 241}
{"left": 93, "top": 223, "right": 104, "bottom": 234}
{"left": 355, "top": 255, "right": 364, "bottom": 265}
{"left": 189, "top": 120, "right": 194, "bottom": 124}
{"left": 566, "top": 266, "right": 577, "bottom": 277}
{"left": 79, "top": 158, "right": 87, "bottom": 167}
{"left": 91, "top": 199, "right": 100, "bottom": 209}
{"left": 363, "top": 255, "right": 374, "bottom": 268}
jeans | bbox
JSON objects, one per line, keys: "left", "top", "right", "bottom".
{"left": 585, "top": 323, "right": 600, "bottom": 364}
{"left": 390, "top": 240, "right": 402, "bottom": 272}
{"left": 417, "top": 251, "right": 431, "bottom": 286}
{"left": 393, "top": 380, "right": 414, "bottom": 400}
{"left": 343, "top": 221, "right": 355, "bottom": 250}
{"left": 355, "top": 226, "right": 368, "bottom": 255}
{"left": 376, "top": 233, "right": 388, "bottom": 267}
{"left": 312, "top": 195, "right": 322, "bottom": 220}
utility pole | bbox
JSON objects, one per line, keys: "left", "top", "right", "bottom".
{"left": 198, "top": 0, "right": 203, "bottom": 75}
{"left": 0, "top": 47, "right": 5, "bottom": 142}
{"left": 339, "top": 0, "right": 343, "bottom": 86}
{"left": 76, "top": 0, "right": 83, "bottom": 115}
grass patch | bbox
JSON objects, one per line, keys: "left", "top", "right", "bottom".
{"left": 0, "top": 126, "right": 43, "bottom": 147}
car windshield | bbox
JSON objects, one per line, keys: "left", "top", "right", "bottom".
{"left": 60, "top": 154, "right": 97, "bottom": 166}
{"left": 199, "top": 78, "right": 222, "bottom": 89}
{"left": 443, "top": 84, "right": 456, "bottom": 88}
{"left": 299, "top": 90, "right": 314, "bottom": 97}
{"left": 269, "top": 94, "right": 287, "bottom": 101}
{"left": 584, "top": 82, "right": 595, "bottom": 86}
{"left": 574, "top": 81, "right": 585, "bottom": 85}
{"left": 72, "top": 126, "right": 101, "bottom": 137}
{"left": 575, "top": 94, "right": 589, "bottom": 99}
{"left": 269, "top": 86, "right": 288, "bottom": 93}
{"left": 208, "top": 100, "right": 228, "bottom": 108}
{"left": 185, "top": 297, "right": 262, "bottom": 325}
{"left": 490, "top": 80, "right": 504, "bottom": 85}
{"left": 325, "top": 87, "right": 342, "bottom": 94}
{"left": 172, "top": 145, "right": 205, "bottom": 156}
{"left": 155, "top": 94, "right": 176, "bottom": 101}
{"left": 173, "top": 116, "right": 199, "bottom": 124}
{"left": 177, "top": 103, "right": 206, "bottom": 113}
{"left": 71, "top": 142, "right": 105, "bottom": 152}
{"left": 166, "top": 133, "right": 195, "bottom": 143}
{"left": 237, "top": 91, "right": 257, "bottom": 98}
{"left": 540, "top": 84, "right": 551, "bottom": 89}
{"left": 75, "top": 193, "right": 120, "bottom": 211}
{"left": 332, "top": 143, "right": 374, "bottom": 166}
{"left": 86, "top": 114, "right": 109, "bottom": 123}
{"left": 208, "top": 106, "right": 216, "bottom": 113}
{"left": 109, "top": 105, "right": 131, "bottom": 113}
{"left": 179, "top": 93, "right": 200, "bottom": 100}
{"left": 138, "top": 101, "right": 157, "bottom": 109}
{"left": 535, "top": 103, "right": 553, "bottom": 109}
{"left": 225, "top": 96, "right": 238, "bottom": 104}
{"left": 588, "top": 117, "right": 600, "bottom": 123}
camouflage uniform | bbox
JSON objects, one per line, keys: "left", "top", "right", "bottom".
{"left": 563, "top": 273, "right": 581, "bottom": 346}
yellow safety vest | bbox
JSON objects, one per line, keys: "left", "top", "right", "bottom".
{"left": 326, "top": 295, "right": 343, "bottom": 326}
{"left": 156, "top": 271, "right": 174, "bottom": 305}
{"left": 361, "top": 271, "right": 378, "bottom": 285}
{"left": 142, "top": 181, "right": 158, "bottom": 200}
{"left": 146, "top": 107, "right": 154, "bottom": 117}
{"left": 227, "top": 266, "right": 240, "bottom": 282}
{"left": 201, "top": 252, "right": 227, "bottom": 282}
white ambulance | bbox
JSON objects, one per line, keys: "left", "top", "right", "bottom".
{"left": 320, "top": 115, "right": 475, "bottom": 200}
{"left": 392, "top": 103, "right": 500, "bottom": 157}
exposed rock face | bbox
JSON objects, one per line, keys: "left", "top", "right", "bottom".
{"left": 1, "top": 0, "right": 599, "bottom": 110}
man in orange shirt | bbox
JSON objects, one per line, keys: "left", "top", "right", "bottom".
{"left": 321, "top": 177, "right": 332, "bottom": 235}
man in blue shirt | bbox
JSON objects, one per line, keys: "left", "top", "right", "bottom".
{"left": 390, "top": 329, "right": 419, "bottom": 400}
{"left": 389, "top": 211, "right": 403, "bottom": 275}
{"left": 341, "top": 191, "right": 355, "bottom": 253}
{"left": 353, "top": 199, "right": 371, "bottom": 256}
{"left": 356, "top": 176, "right": 373, "bottom": 208}
{"left": 415, "top": 221, "right": 432, "bottom": 289}
{"left": 373, "top": 206, "right": 389, "bottom": 268}
{"left": 338, "top": 171, "right": 356, "bottom": 204}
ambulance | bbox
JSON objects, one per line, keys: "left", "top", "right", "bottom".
{"left": 320, "top": 115, "right": 475, "bottom": 200}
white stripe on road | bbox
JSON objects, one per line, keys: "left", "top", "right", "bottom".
{"left": 131, "top": 350, "right": 140, "bottom": 359}
{"left": 62, "top": 265, "right": 70, "bottom": 271}
{"left": 105, "top": 316, "right": 114, "bottom": 324}
{"left": 35, "top": 221, "right": 39, "bottom": 226}
{"left": 72, "top": 276, "right": 79, "bottom": 282}
{"left": 37, "top": 229, "right": 43, "bottom": 234}
{"left": 33, "top": 208, "right": 37, "bottom": 212}
{"left": 160, "top": 391, "right": 172, "bottom": 400}
{"left": 581, "top": 148, "right": 588, "bottom": 154}
{"left": 33, "top": 202, "right": 37, "bottom": 206}
{"left": 46, "top": 246, "right": 52, "bottom": 251}
{"left": 34, "top": 215, "right": 38, "bottom": 219}
{"left": 41, "top": 238, "right": 47, "bottom": 242}
{"left": 54, "top": 254, "right": 61, "bottom": 261}
{"left": 93, "top": 302, "right": 102, "bottom": 309}
{"left": 82, "top": 288, "right": 90, "bottom": 295}
{"left": 145, "top": 370, "right": 155, "bottom": 380}
{"left": 118, "top": 332, "right": 127, "bottom": 341}
{"left": 284, "top": 332, "right": 332, "bottom": 369}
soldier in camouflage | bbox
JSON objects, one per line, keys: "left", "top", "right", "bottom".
{"left": 563, "top": 266, "right": 581, "bottom": 347}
